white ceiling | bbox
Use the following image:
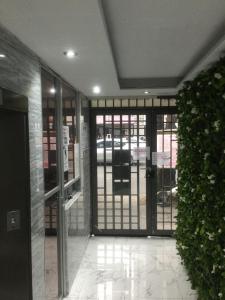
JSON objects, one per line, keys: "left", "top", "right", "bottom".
{"left": 0, "top": 0, "right": 225, "bottom": 97}
{"left": 102, "top": 0, "right": 225, "bottom": 78}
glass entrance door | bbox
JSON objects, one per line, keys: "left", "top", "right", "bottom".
{"left": 91, "top": 111, "right": 177, "bottom": 236}
{"left": 149, "top": 113, "right": 178, "bottom": 235}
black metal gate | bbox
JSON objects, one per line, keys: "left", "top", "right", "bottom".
{"left": 91, "top": 108, "right": 177, "bottom": 236}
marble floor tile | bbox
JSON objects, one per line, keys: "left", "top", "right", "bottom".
{"left": 64, "top": 237, "right": 197, "bottom": 300}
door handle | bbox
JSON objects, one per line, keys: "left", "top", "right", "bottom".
{"left": 145, "top": 167, "right": 154, "bottom": 178}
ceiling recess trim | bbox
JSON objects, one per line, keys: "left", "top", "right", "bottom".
{"left": 119, "top": 77, "right": 182, "bottom": 89}
{"left": 99, "top": 0, "right": 225, "bottom": 90}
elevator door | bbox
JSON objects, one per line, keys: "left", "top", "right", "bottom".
{"left": 0, "top": 110, "right": 31, "bottom": 300}
{"left": 92, "top": 111, "right": 178, "bottom": 236}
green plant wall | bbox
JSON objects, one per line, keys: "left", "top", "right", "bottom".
{"left": 176, "top": 57, "right": 225, "bottom": 300}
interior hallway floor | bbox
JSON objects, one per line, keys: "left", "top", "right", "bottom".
{"left": 64, "top": 236, "right": 197, "bottom": 300}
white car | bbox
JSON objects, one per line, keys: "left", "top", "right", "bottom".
{"left": 96, "top": 138, "right": 146, "bottom": 163}
{"left": 96, "top": 138, "right": 126, "bottom": 163}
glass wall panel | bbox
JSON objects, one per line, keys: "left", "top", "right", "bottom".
{"left": 41, "top": 70, "right": 58, "bottom": 193}
{"left": 62, "top": 83, "right": 77, "bottom": 183}
{"left": 44, "top": 193, "right": 59, "bottom": 299}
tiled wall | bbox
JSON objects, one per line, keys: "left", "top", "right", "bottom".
{"left": 0, "top": 24, "right": 92, "bottom": 300}
{"left": 0, "top": 25, "right": 45, "bottom": 300}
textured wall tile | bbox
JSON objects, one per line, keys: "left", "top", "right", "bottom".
{"left": 0, "top": 25, "right": 45, "bottom": 300}
{"left": 0, "top": 24, "right": 91, "bottom": 300}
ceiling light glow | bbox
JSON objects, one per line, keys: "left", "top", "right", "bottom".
{"left": 64, "top": 50, "right": 76, "bottom": 59}
{"left": 0, "top": 54, "right": 6, "bottom": 58}
{"left": 93, "top": 86, "right": 101, "bottom": 94}
{"left": 50, "top": 87, "right": 56, "bottom": 94}
{"left": 144, "top": 90, "right": 149, "bottom": 94}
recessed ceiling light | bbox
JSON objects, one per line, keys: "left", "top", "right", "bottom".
{"left": 93, "top": 85, "right": 101, "bottom": 94}
{"left": 144, "top": 90, "right": 149, "bottom": 94}
{"left": 0, "top": 54, "right": 6, "bottom": 58}
{"left": 64, "top": 50, "right": 76, "bottom": 59}
{"left": 49, "top": 87, "right": 56, "bottom": 94}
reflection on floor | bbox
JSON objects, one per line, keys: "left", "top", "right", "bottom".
{"left": 45, "top": 236, "right": 58, "bottom": 300}
{"left": 64, "top": 237, "right": 197, "bottom": 300}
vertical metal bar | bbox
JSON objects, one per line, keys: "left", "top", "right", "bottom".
{"left": 137, "top": 114, "right": 140, "bottom": 230}
{"left": 146, "top": 112, "right": 151, "bottom": 235}
{"left": 72, "top": 93, "right": 75, "bottom": 179}
{"left": 46, "top": 92, "right": 50, "bottom": 184}
{"left": 55, "top": 78, "right": 67, "bottom": 297}
{"left": 170, "top": 114, "right": 173, "bottom": 230}
{"left": 144, "top": 114, "right": 147, "bottom": 231}
{"left": 112, "top": 114, "right": 115, "bottom": 230}
{"left": 151, "top": 111, "right": 157, "bottom": 234}
{"left": 90, "top": 111, "right": 98, "bottom": 234}
{"left": 174, "top": 114, "right": 178, "bottom": 231}
{"left": 76, "top": 92, "right": 81, "bottom": 233}
{"left": 128, "top": 114, "right": 131, "bottom": 230}
{"left": 119, "top": 114, "right": 123, "bottom": 230}
{"left": 103, "top": 115, "right": 107, "bottom": 230}
{"left": 162, "top": 114, "right": 165, "bottom": 230}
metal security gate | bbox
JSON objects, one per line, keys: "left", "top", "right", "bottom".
{"left": 91, "top": 109, "right": 178, "bottom": 236}
{"left": 151, "top": 112, "right": 178, "bottom": 235}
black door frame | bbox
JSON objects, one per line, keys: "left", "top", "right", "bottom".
{"left": 90, "top": 107, "right": 177, "bottom": 237}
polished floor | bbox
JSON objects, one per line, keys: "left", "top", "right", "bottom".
{"left": 64, "top": 237, "right": 197, "bottom": 300}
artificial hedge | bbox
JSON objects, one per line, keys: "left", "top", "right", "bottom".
{"left": 176, "top": 56, "right": 225, "bottom": 300}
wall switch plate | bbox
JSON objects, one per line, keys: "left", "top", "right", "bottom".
{"left": 7, "top": 210, "right": 21, "bottom": 231}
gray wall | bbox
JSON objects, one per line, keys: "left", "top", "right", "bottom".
{"left": 0, "top": 24, "right": 91, "bottom": 300}
{"left": 0, "top": 25, "right": 45, "bottom": 300}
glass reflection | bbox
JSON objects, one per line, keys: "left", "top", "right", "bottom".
{"left": 41, "top": 70, "right": 58, "bottom": 193}
{"left": 62, "top": 83, "right": 77, "bottom": 183}
{"left": 68, "top": 238, "right": 190, "bottom": 299}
